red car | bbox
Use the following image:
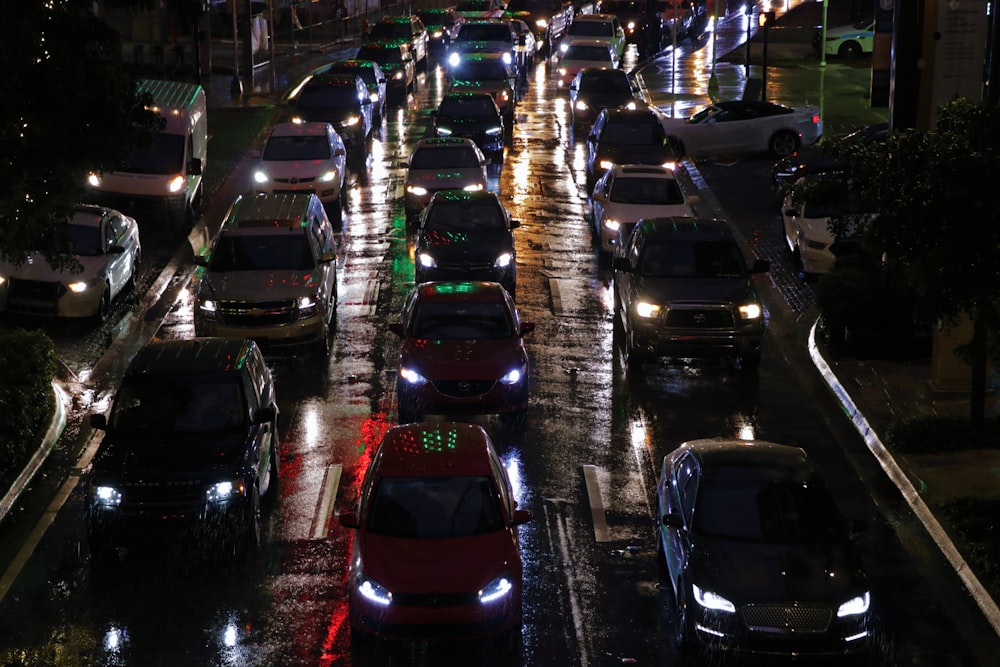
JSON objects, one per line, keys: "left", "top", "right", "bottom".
{"left": 390, "top": 281, "right": 534, "bottom": 423}
{"left": 338, "top": 421, "right": 533, "bottom": 652}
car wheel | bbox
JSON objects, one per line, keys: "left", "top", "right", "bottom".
{"left": 95, "top": 287, "right": 112, "bottom": 323}
{"left": 328, "top": 195, "right": 344, "bottom": 228}
{"left": 738, "top": 349, "right": 761, "bottom": 373}
{"left": 125, "top": 249, "right": 141, "bottom": 292}
{"left": 625, "top": 332, "right": 647, "bottom": 373}
{"left": 263, "top": 435, "right": 280, "bottom": 502}
{"left": 839, "top": 41, "right": 863, "bottom": 59}
{"left": 769, "top": 130, "right": 799, "bottom": 157}
{"left": 242, "top": 484, "right": 262, "bottom": 556}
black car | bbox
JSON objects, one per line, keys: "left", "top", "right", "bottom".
{"left": 568, "top": 67, "right": 640, "bottom": 129}
{"left": 504, "top": 0, "right": 574, "bottom": 54}
{"left": 596, "top": 0, "right": 651, "bottom": 56}
{"left": 585, "top": 106, "right": 677, "bottom": 189}
{"left": 414, "top": 190, "right": 519, "bottom": 297}
{"left": 355, "top": 40, "right": 417, "bottom": 104}
{"left": 291, "top": 73, "right": 374, "bottom": 165}
{"left": 612, "top": 216, "right": 768, "bottom": 372}
{"left": 316, "top": 59, "right": 388, "bottom": 125}
{"left": 657, "top": 438, "right": 872, "bottom": 659}
{"left": 433, "top": 91, "right": 507, "bottom": 163}
{"left": 85, "top": 337, "right": 280, "bottom": 560}
{"left": 416, "top": 7, "right": 463, "bottom": 51}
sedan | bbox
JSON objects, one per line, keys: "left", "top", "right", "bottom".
{"left": 337, "top": 421, "right": 532, "bottom": 654}
{"left": 404, "top": 137, "right": 489, "bottom": 222}
{"left": 661, "top": 100, "right": 823, "bottom": 158}
{"left": 414, "top": 190, "right": 519, "bottom": 296}
{"left": 588, "top": 164, "right": 698, "bottom": 255}
{"left": 446, "top": 51, "right": 519, "bottom": 123}
{"left": 0, "top": 204, "right": 140, "bottom": 321}
{"left": 562, "top": 13, "right": 626, "bottom": 61}
{"left": 568, "top": 67, "right": 641, "bottom": 130}
{"left": 316, "top": 59, "right": 388, "bottom": 125}
{"left": 252, "top": 121, "right": 348, "bottom": 223}
{"left": 782, "top": 174, "right": 870, "bottom": 276}
{"left": 585, "top": 106, "right": 676, "bottom": 190}
{"left": 416, "top": 7, "right": 463, "bottom": 51}
{"left": 290, "top": 73, "right": 373, "bottom": 166}
{"left": 390, "top": 281, "right": 534, "bottom": 423}
{"left": 433, "top": 91, "right": 507, "bottom": 163}
{"left": 355, "top": 40, "right": 416, "bottom": 104}
{"left": 813, "top": 17, "right": 875, "bottom": 58}
{"left": 657, "top": 438, "right": 872, "bottom": 660}
{"left": 555, "top": 39, "right": 620, "bottom": 88}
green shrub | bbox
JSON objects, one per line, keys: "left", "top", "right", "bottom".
{"left": 0, "top": 328, "right": 57, "bottom": 484}
{"left": 938, "top": 497, "right": 1000, "bottom": 602}
{"left": 885, "top": 415, "right": 1000, "bottom": 454}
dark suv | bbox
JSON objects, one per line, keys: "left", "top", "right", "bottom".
{"left": 504, "top": 0, "right": 574, "bottom": 54}
{"left": 85, "top": 337, "right": 280, "bottom": 560}
{"left": 612, "top": 217, "right": 769, "bottom": 373}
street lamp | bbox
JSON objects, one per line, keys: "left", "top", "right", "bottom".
{"left": 759, "top": 11, "right": 774, "bottom": 102}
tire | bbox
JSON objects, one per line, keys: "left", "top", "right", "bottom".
{"left": 625, "top": 332, "right": 647, "bottom": 373}
{"left": 839, "top": 41, "right": 863, "bottom": 59}
{"left": 240, "top": 485, "right": 262, "bottom": 557}
{"left": 125, "top": 250, "right": 141, "bottom": 292}
{"left": 328, "top": 195, "right": 343, "bottom": 228}
{"left": 95, "top": 287, "right": 111, "bottom": 323}
{"left": 263, "top": 436, "right": 280, "bottom": 502}
{"left": 738, "top": 349, "right": 761, "bottom": 373}
{"left": 769, "top": 130, "right": 799, "bottom": 157}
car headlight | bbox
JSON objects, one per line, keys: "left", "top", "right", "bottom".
{"left": 393, "top": 70, "right": 405, "bottom": 80}
{"left": 535, "top": 19, "right": 548, "bottom": 29}
{"left": 626, "top": 101, "right": 637, "bottom": 110}
{"left": 253, "top": 170, "right": 269, "bottom": 184}
{"left": 575, "top": 100, "right": 589, "bottom": 111}
{"left": 0, "top": 276, "right": 6, "bottom": 287}
{"left": 431, "top": 29, "right": 443, "bottom": 39}
{"left": 499, "top": 367, "right": 524, "bottom": 385}
{"left": 67, "top": 280, "right": 93, "bottom": 294}
{"left": 635, "top": 301, "right": 660, "bottom": 319}
{"left": 320, "top": 169, "right": 337, "bottom": 183}
{"left": 692, "top": 584, "right": 736, "bottom": 613}
{"left": 206, "top": 478, "right": 246, "bottom": 504}
{"left": 167, "top": 175, "right": 185, "bottom": 194}
{"left": 198, "top": 298, "right": 218, "bottom": 320}
{"left": 494, "top": 252, "right": 513, "bottom": 269}
{"left": 298, "top": 294, "right": 319, "bottom": 316}
{"left": 502, "top": 52, "right": 512, "bottom": 65}
{"left": 448, "top": 52, "right": 461, "bottom": 67}
{"left": 627, "top": 21, "right": 636, "bottom": 31}
{"left": 369, "top": 91, "right": 379, "bottom": 102}
{"left": 498, "top": 90, "right": 510, "bottom": 103}
{"left": 837, "top": 591, "right": 870, "bottom": 617}
{"left": 436, "top": 126, "right": 453, "bottom": 136}
{"left": 559, "top": 43, "right": 569, "bottom": 53}
{"left": 485, "top": 126, "right": 502, "bottom": 136}
{"left": 399, "top": 366, "right": 428, "bottom": 385}
{"left": 407, "top": 184, "right": 428, "bottom": 196}
{"left": 342, "top": 115, "right": 360, "bottom": 127}
{"left": 598, "top": 159, "right": 614, "bottom": 170}
{"left": 558, "top": 67, "right": 567, "bottom": 76}
{"left": 462, "top": 183, "right": 484, "bottom": 192}
{"left": 479, "top": 573, "right": 514, "bottom": 603}
{"left": 417, "top": 252, "right": 436, "bottom": 268}
{"left": 357, "top": 573, "right": 393, "bottom": 606}
{"left": 93, "top": 485, "right": 122, "bottom": 507}
{"left": 87, "top": 173, "right": 102, "bottom": 187}
{"left": 603, "top": 219, "right": 620, "bottom": 232}
{"left": 738, "top": 303, "right": 762, "bottom": 320}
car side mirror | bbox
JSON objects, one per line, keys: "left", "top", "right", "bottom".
{"left": 509, "top": 219, "right": 520, "bottom": 229}
{"left": 253, "top": 405, "right": 277, "bottom": 424}
{"left": 520, "top": 322, "right": 536, "bottom": 336}
{"left": 750, "top": 258, "right": 770, "bottom": 274}
{"left": 319, "top": 250, "right": 336, "bottom": 263}
{"left": 90, "top": 413, "right": 108, "bottom": 430}
{"left": 661, "top": 512, "right": 684, "bottom": 529}
{"left": 335, "top": 147, "right": 346, "bottom": 157}
{"left": 338, "top": 510, "right": 359, "bottom": 529}
{"left": 389, "top": 322, "right": 405, "bottom": 336}
{"left": 188, "top": 157, "right": 203, "bottom": 176}
{"left": 512, "top": 508, "right": 532, "bottom": 525}
{"left": 612, "top": 256, "right": 631, "bottom": 272}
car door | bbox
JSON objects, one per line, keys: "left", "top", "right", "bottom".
{"left": 666, "top": 452, "right": 698, "bottom": 594}
{"left": 104, "top": 214, "right": 130, "bottom": 298}
{"left": 610, "top": 17, "right": 625, "bottom": 59}
{"left": 586, "top": 111, "right": 606, "bottom": 175}
{"left": 589, "top": 168, "right": 613, "bottom": 234}
{"left": 327, "top": 125, "right": 347, "bottom": 189}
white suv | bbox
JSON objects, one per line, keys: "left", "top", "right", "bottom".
{"left": 252, "top": 122, "right": 348, "bottom": 224}
{"left": 193, "top": 194, "right": 339, "bottom": 357}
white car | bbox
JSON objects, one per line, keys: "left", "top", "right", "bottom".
{"left": 404, "top": 137, "right": 490, "bottom": 222}
{"left": 588, "top": 164, "right": 698, "bottom": 254}
{"left": 252, "top": 121, "right": 348, "bottom": 224}
{"left": 555, "top": 39, "right": 620, "bottom": 88}
{"left": 562, "top": 14, "right": 626, "bottom": 61}
{"left": 813, "top": 17, "right": 875, "bottom": 59}
{"left": 0, "top": 205, "right": 140, "bottom": 321}
{"left": 781, "top": 175, "right": 869, "bottom": 275}
{"left": 661, "top": 100, "right": 823, "bottom": 158}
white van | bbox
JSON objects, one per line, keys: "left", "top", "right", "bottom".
{"left": 86, "top": 79, "right": 207, "bottom": 236}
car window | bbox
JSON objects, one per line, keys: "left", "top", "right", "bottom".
{"left": 263, "top": 135, "right": 332, "bottom": 161}
{"left": 67, "top": 223, "right": 104, "bottom": 256}
{"left": 694, "top": 469, "right": 846, "bottom": 543}
{"left": 425, "top": 201, "right": 505, "bottom": 230}
{"left": 581, "top": 71, "right": 632, "bottom": 93}
{"left": 451, "top": 62, "right": 511, "bottom": 82}
{"left": 411, "top": 146, "right": 482, "bottom": 169}
{"left": 109, "top": 378, "right": 247, "bottom": 435}
{"left": 563, "top": 45, "right": 612, "bottom": 61}
{"left": 410, "top": 302, "right": 515, "bottom": 339}
{"left": 366, "top": 476, "right": 504, "bottom": 538}
{"left": 210, "top": 233, "right": 316, "bottom": 272}
{"left": 439, "top": 96, "right": 497, "bottom": 117}
{"left": 298, "top": 85, "right": 361, "bottom": 108}
{"left": 609, "top": 176, "right": 684, "bottom": 205}
{"left": 641, "top": 240, "right": 746, "bottom": 278}
{"left": 601, "top": 118, "right": 662, "bottom": 145}
{"left": 368, "top": 22, "right": 413, "bottom": 41}
{"left": 569, "top": 21, "right": 613, "bottom": 37}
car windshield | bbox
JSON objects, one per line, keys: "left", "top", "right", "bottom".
{"left": 366, "top": 475, "right": 504, "bottom": 538}
{"left": 601, "top": 119, "right": 662, "bottom": 144}
{"left": 298, "top": 86, "right": 361, "bottom": 109}
{"left": 66, "top": 223, "right": 104, "bottom": 256}
{"left": 456, "top": 0, "right": 491, "bottom": 10}
{"left": 456, "top": 24, "right": 512, "bottom": 41}
{"left": 109, "top": 378, "right": 247, "bottom": 435}
{"left": 569, "top": 21, "right": 613, "bottom": 37}
{"left": 438, "top": 96, "right": 497, "bottom": 117}
{"left": 693, "top": 469, "right": 845, "bottom": 543}
{"left": 327, "top": 66, "right": 376, "bottom": 87}
{"left": 600, "top": 0, "right": 644, "bottom": 14}
{"left": 209, "top": 233, "right": 316, "bottom": 272}
{"left": 357, "top": 46, "right": 402, "bottom": 65}
{"left": 410, "top": 302, "right": 515, "bottom": 339}
{"left": 368, "top": 22, "right": 412, "bottom": 41}
{"left": 119, "top": 132, "right": 185, "bottom": 175}
{"left": 563, "top": 45, "right": 612, "bottom": 61}
{"left": 262, "top": 135, "right": 332, "bottom": 161}
{"left": 425, "top": 201, "right": 505, "bottom": 230}
{"left": 640, "top": 240, "right": 746, "bottom": 278}
{"left": 580, "top": 71, "right": 632, "bottom": 93}
{"left": 609, "top": 177, "right": 684, "bottom": 205}
{"left": 451, "top": 62, "right": 511, "bottom": 82}
{"left": 410, "top": 146, "right": 482, "bottom": 169}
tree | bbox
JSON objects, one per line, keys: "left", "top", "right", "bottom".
{"left": 807, "top": 99, "right": 1000, "bottom": 425}
{"left": 0, "top": 0, "right": 161, "bottom": 270}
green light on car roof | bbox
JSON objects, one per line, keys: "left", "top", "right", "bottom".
{"left": 421, "top": 427, "right": 458, "bottom": 452}
{"left": 430, "top": 282, "right": 477, "bottom": 294}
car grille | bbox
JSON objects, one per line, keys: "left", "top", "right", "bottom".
{"left": 120, "top": 479, "right": 206, "bottom": 509}
{"left": 434, "top": 258, "right": 494, "bottom": 272}
{"left": 272, "top": 176, "right": 318, "bottom": 185}
{"left": 217, "top": 299, "right": 299, "bottom": 326}
{"left": 390, "top": 591, "right": 479, "bottom": 607}
{"left": 742, "top": 603, "right": 833, "bottom": 633}
{"left": 663, "top": 306, "right": 735, "bottom": 328}
{"left": 433, "top": 379, "right": 496, "bottom": 398}
{"left": 5, "top": 279, "right": 63, "bottom": 315}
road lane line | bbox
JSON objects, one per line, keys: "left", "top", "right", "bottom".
{"left": 312, "top": 464, "right": 342, "bottom": 540}
{"left": 582, "top": 465, "right": 611, "bottom": 543}
{"left": 543, "top": 500, "right": 592, "bottom": 667}
{"left": 549, "top": 277, "right": 563, "bottom": 316}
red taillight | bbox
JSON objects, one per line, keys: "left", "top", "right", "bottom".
{"left": 811, "top": 114, "right": 821, "bottom": 124}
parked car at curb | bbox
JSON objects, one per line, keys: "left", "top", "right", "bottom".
{"left": 612, "top": 216, "right": 768, "bottom": 373}
{"left": 781, "top": 173, "right": 870, "bottom": 276}
{"left": 338, "top": 421, "right": 532, "bottom": 654}
{"left": 85, "top": 337, "right": 280, "bottom": 561}
{"left": 657, "top": 438, "right": 872, "bottom": 660}
{"left": 813, "top": 17, "right": 875, "bottom": 58}
{"left": 0, "top": 204, "right": 141, "bottom": 321}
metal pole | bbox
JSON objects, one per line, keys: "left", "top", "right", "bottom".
{"left": 745, "top": 5, "right": 751, "bottom": 76}
{"left": 761, "top": 19, "right": 768, "bottom": 102}
{"left": 820, "top": 0, "right": 829, "bottom": 68}
{"left": 230, "top": 0, "right": 243, "bottom": 97}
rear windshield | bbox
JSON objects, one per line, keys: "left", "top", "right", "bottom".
{"left": 568, "top": 21, "right": 613, "bottom": 37}
{"left": 562, "top": 45, "right": 612, "bottom": 61}
{"left": 298, "top": 86, "right": 361, "bottom": 109}
{"left": 602, "top": 118, "right": 664, "bottom": 144}
{"left": 456, "top": 24, "right": 513, "bottom": 42}
{"left": 609, "top": 176, "right": 684, "bottom": 205}
{"left": 368, "top": 22, "right": 413, "bottom": 41}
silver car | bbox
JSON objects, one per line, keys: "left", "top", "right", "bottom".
{"left": 404, "top": 137, "right": 489, "bottom": 222}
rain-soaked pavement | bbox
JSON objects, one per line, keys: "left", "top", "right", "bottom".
{"left": 2, "top": 4, "right": 1000, "bottom": 666}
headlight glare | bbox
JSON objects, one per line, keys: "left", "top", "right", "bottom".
{"left": 94, "top": 485, "right": 122, "bottom": 507}
{"left": 494, "top": 252, "right": 512, "bottom": 268}
{"left": 358, "top": 574, "right": 392, "bottom": 606}
{"left": 167, "top": 175, "right": 185, "bottom": 193}
{"left": 635, "top": 301, "right": 660, "bottom": 318}
{"left": 253, "top": 170, "right": 269, "bottom": 184}
{"left": 693, "top": 584, "right": 736, "bottom": 613}
{"left": 399, "top": 366, "right": 428, "bottom": 385}
{"left": 479, "top": 574, "right": 514, "bottom": 603}
{"left": 407, "top": 185, "right": 428, "bottom": 196}
{"left": 67, "top": 281, "right": 90, "bottom": 294}
{"left": 837, "top": 591, "right": 871, "bottom": 617}
{"left": 739, "top": 303, "right": 762, "bottom": 319}
{"left": 499, "top": 368, "right": 523, "bottom": 385}
{"left": 206, "top": 479, "right": 245, "bottom": 503}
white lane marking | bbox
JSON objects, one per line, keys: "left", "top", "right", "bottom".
{"left": 312, "top": 463, "right": 343, "bottom": 540}
{"left": 582, "top": 465, "right": 611, "bottom": 543}
{"left": 549, "top": 277, "right": 563, "bottom": 316}
{"left": 542, "top": 501, "right": 592, "bottom": 667}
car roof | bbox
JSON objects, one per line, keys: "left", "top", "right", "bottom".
{"left": 323, "top": 59, "right": 378, "bottom": 71}
{"left": 124, "top": 337, "right": 257, "bottom": 378}
{"left": 222, "top": 193, "right": 318, "bottom": 231}
{"left": 635, "top": 216, "right": 735, "bottom": 241}
{"left": 602, "top": 106, "right": 660, "bottom": 121}
{"left": 610, "top": 164, "right": 678, "bottom": 179}
{"left": 414, "top": 137, "right": 480, "bottom": 149}
{"left": 674, "top": 438, "right": 814, "bottom": 481}
{"left": 373, "top": 422, "right": 497, "bottom": 478}
{"left": 413, "top": 280, "right": 511, "bottom": 304}
{"left": 427, "top": 189, "right": 501, "bottom": 206}
{"left": 304, "top": 73, "right": 363, "bottom": 89}
{"left": 69, "top": 204, "right": 121, "bottom": 227}
{"left": 268, "top": 121, "right": 332, "bottom": 138}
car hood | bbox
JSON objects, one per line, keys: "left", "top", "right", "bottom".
{"left": 406, "top": 168, "right": 486, "bottom": 189}
{"left": 359, "top": 530, "right": 516, "bottom": 593}
{"left": 0, "top": 253, "right": 110, "bottom": 284}
{"left": 577, "top": 91, "right": 635, "bottom": 109}
{"left": 200, "top": 270, "right": 322, "bottom": 301}
{"left": 400, "top": 338, "right": 526, "bottom": 379}
{"left": 633, "top": 275, "right": 753, "bottom": 305}
{"left": 600, "top": 201, "right": 693, "bottom": 222}
{"left": 437, "top": 115, "right": 502, "bottom": 133}
{"left": 690, "top": 535, "right": 867, "bottom": 605}
{"left": 418, "top": 229, "right": 512, "bottom": 256}
{"left": 92, "top": 433, "right": 250, "bottom": 477}
{"left": 257, "top": 159, "right": 340, "bottom": 179}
